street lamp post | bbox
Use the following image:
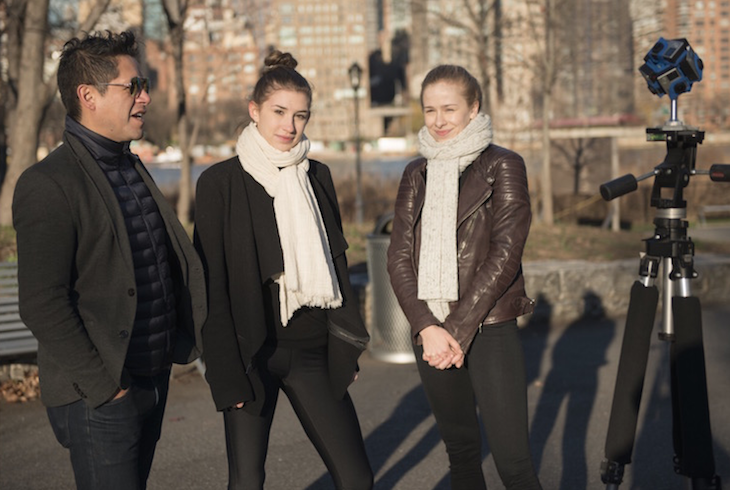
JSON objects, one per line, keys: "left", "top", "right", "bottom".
{"left": 348, "top": 62, "right": 363, "bottom": 225}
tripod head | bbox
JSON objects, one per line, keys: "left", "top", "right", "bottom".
{"left": 600, "top": 38, "right": 730, "bottom": 206}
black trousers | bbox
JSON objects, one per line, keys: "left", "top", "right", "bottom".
{"left": 223, "top": 344, "right": 373, "bottom": 490}
{"left": 415, "top": 320, "right": 542, "bottom": 490}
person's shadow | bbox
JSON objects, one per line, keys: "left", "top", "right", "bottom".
{"left": 304, "top": 385, "right": 447, "bottom": 490}
{"left": 529, "top": 291, "right": 616, "bottom": 489}
{"left": 304, "top": 294, "right": 555, "bottom": 490}
{"left": 521, "top": 293, "right": 552, "bottom": 389}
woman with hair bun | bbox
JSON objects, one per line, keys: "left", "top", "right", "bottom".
{"left": 194, "top": 50, "right": 373, "bottom": 490}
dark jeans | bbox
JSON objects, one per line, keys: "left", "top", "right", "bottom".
{"left": 415, "top": 320, "right": 542, "bottom": 490}
{"left": 223, "top": 344, "right": 373, "bottom": 490}
{"left": 47, "top": 370, "right": 171, "bottom": 490}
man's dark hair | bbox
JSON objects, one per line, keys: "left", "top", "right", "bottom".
{"left": 58, "top": 30, "right": 139, "bottom": 121}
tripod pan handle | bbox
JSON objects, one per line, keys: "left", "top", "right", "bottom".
{"left": 709, "top": 164, "right": 730, "bottom": 182}
{"left": 600, "top": 174, "right": 638, "bottom": 201}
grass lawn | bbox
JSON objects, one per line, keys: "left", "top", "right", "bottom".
{"left": 341, "top": 221, "right": 730, "bottom": 267}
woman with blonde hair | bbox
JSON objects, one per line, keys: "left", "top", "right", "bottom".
{"left": 388, "top": 64, "right": 541, "bottom": 490}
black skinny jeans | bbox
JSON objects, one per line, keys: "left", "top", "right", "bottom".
{"left": 222, "top": 344, "right": 373, "bottom": 490}
{"left": 415, "top": 320, "right": 542, "bottom": 490}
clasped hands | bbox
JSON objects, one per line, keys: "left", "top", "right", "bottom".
{"left": 419, "top": 325, "right": 464, "bottom": 370}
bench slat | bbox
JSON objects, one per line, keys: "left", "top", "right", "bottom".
{"left": 0, "top": 339, "right": 39, "bottom": 357}
{"left": 0, "top": 262, "right": 36, "bottom": 359}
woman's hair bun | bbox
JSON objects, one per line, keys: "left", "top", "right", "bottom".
{"left": 263, "top": 50, "right": 298, "bottom": 72}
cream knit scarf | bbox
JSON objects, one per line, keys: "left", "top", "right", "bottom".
{"left": 417, "top": 113, "right": 493, "bottom": 321}
{"left": 236, "top": 122, "right": 342, "bottom": 326}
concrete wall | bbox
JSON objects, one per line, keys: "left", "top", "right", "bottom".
{"left": 358, "top": 255, "right": 730, "bottom": 332}
{"left": 521, "top": 255, "right": 730, "bottom": 326}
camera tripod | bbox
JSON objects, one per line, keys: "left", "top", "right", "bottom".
{"left": 598, "top": 115, "right": 730, "bottom": 490}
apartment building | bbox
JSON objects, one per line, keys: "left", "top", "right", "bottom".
{"left": 255, "top": 0, "right": 377, "bottom": 144}
{"left": 182, "top": 1, "right": 260, "bottom": 140}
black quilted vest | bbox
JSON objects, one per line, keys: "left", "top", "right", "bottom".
{"left": 66, "top": 117, "right": 177, "bottom": 376}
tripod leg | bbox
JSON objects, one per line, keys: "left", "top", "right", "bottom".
{"left": 670, "top": 296, "right": 722, "bottom": 489}
{"left": 601, "top": 281, "right": 659, "bottom": 487}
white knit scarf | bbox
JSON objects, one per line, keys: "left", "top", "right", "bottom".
{"left": 236, "top": 122, "right": 342, "bottom": 326}
{"left": 417, "top": 113, "right": 493, "bottom": 321}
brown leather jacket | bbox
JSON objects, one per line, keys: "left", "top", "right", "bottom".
{"left": 387, "top": 144, "right": 534, "bottom": 353}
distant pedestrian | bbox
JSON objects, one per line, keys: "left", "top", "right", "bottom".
{"left": 12, "top": 30, "right": 206, "bottom": 490}
{"left": 193, "top": 50, "right": 373, "bottom": 490}
{"left": 387, "top": 64, "right": 541, "bottom": 490}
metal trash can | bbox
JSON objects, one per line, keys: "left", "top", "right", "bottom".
{"left": 366, "top": 212, "right": 415, "bottom": 363}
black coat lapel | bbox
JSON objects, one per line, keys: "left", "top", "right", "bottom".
{"left": 64, "top": 133, "right": 134, "bottom": 270}
{"left": 239, "top": 166, "right": 284, "bottom": 283}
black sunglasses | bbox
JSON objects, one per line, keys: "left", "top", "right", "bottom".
{"left": 98, "top": 77, "right": 150, "bottom": 97}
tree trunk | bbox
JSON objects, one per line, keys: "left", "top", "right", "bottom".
{"left": 541, "top": 90, "right": 553, "bottom": 225}
{"left": 0, "top": 0, "right": 111, "bottom": 226}
{"left": 170, "top": 23, "right": 191, "bottom": 225}
{"left": 0, "top": 77, "right": 7, "bottom": 188}
{"left": 478, "top": 50, "right": 491, "bottom": 115}
{"left": 540, "top": 0, "right": 555, "bottom": 225}
{"left": 0, "top": 0, "right": 49, "bottom": 226}
{"left": 162, "top": 0, "right": 191, "bottom": 225}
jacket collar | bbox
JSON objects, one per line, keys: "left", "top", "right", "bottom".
{"left": 457, "top": 153, "right": 494, "bottom": 226}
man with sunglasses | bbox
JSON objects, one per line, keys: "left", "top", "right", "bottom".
{"left": 12, "top": 30, "right": 206, "bottom": 490}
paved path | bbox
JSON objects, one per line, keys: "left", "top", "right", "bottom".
{"left": 3, "top": 304, "right": 730, "bottom": 489}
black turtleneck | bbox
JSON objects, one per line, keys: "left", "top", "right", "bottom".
{"left": 65, "top": 116, "right": 178, "bottom": 377}
{"left": 65, "top": 115, "right": 128, "bottom": 165}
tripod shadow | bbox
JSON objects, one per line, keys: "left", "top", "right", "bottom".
{"left": 529, "top": 291, "right": 616, "bottom": 489}
{"left": 304, "top": 385, "right": 448, "bottom": 490}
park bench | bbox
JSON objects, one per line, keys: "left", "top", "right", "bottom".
{"left": 0, "top": 262, "right": 37, "bottom": 359}
{"left": 697, "top": 204, "right": 730, "bottom": 226}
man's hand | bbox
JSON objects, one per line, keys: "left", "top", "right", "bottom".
{"left": 419, "top": 325, "right": 464, "bottom": 370}
{"left": 106, "top": 387, "right": 129, "bottom": 404}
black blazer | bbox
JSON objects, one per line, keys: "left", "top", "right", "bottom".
{"left": 194, "top": 157, "right": 369, "bottom": 413}
{"left": 13, "top": 132, "right": 207, "bottom": 408}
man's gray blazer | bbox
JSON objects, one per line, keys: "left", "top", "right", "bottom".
{"left": 12, "top": 132, "right": 207, "bottom": 408}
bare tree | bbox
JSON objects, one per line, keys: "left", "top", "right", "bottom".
{"left": 160, "top": 0, "right": 254, "bottom": 223}
{"left": 411, "top": 0, "right": 503, "bottom": 115}
{"left": 160, "top": 0, "right": 194, "bottom": 225}
{"left": 509, "top": 0, "right": 572, "bottom": 225}
{"left": 553, "top": 138, "right": 597, "bottom": 195}
{"left": 538, "top": 0, "right": 557, "bottom": 224}
{"left": 0, "top": 0, "right": 110, "bottom": 226}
